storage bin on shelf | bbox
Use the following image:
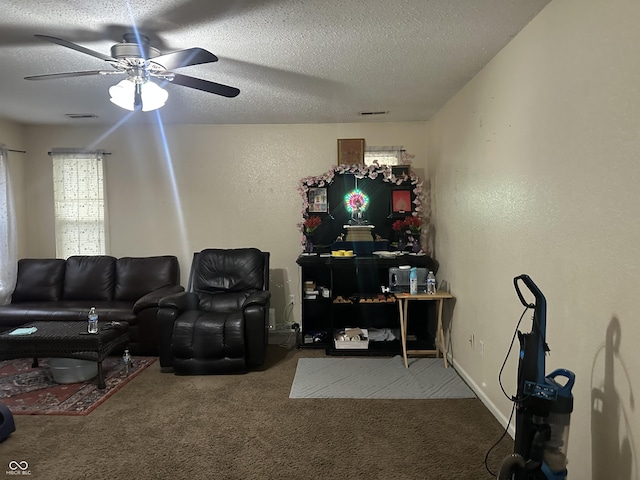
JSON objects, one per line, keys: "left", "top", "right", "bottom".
{"left": 334, "top": 327, "right": 369, "bottom": 350}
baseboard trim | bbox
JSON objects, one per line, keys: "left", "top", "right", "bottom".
{"left": 449, "top": 354, "right": 515, "bottom": 439}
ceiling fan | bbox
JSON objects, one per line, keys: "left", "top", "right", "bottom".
{"left": 25, "top": 34, "right": 240, "bottom": 111}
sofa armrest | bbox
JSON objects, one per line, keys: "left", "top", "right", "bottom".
{"left": 242, "top": 291, "right": 271, "bottom": 309}
{"left": 158, "top": 291, "right": 199, "bottom": 312}
{"left": 133, "top": 285, "right": 185, "bottom": 314}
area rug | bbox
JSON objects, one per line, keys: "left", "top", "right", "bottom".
{"left": 0, "top": 356, "right": 155, "bottom": 415}
{"left": 289, "top": 355, "right": 476, "bottom": 399}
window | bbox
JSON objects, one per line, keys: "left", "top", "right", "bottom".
{"left": 364, "top": 145, "right": 404, "bottom": 166}
{"left": 52, "top": 149, "right": 108, "bottom": 258}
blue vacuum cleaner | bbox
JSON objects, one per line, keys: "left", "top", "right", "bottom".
{"left": 497, "top": 275, "right": 575, "bottom": 480}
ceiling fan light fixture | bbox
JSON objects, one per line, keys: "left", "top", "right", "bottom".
{"left": 108, "top": 78, "right": 168, "bottom": 112}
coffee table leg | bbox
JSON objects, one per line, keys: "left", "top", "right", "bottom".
{"left": 97, "top": 361, "right": 105, "bottom": 389}
{"left": 32, "top": 357, "right": 39, "bottom": 368}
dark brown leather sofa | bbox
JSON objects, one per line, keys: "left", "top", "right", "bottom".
{"left": 0, "top": 255, "right": 184, "bottom": 355}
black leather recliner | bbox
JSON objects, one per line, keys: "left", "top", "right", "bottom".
{"left": 157, "top": 248, "right": 271, "bottom": 374}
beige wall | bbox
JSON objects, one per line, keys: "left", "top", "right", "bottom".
{"left": 22, "top": 121, "right": 427, "bottom": 324}
{"left": 0, "top": 118, "right": 27, "bottom": 259}
{"left": 427, "top": 0, "right": 640, "bottom": 478}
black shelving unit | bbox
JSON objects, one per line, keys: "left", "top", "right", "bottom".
{"left": 297, "top": 260, "right": 333, "bottom": 348}
{"left": 296, "top": 254, "right": 439, "bottom": 355}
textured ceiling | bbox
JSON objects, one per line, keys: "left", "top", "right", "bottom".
{"left": 0, "top": 0, "right": 551, "bottom": 126}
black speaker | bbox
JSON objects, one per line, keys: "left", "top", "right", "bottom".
{"left": 0, "top": 404, "right": 15, "bottom": 442}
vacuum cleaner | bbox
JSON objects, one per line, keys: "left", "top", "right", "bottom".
{"left": 497, "top": 275, "right": 575, "bottom": 480}
{"left": 0, "top": 403, "right": 15, "bottom": 442}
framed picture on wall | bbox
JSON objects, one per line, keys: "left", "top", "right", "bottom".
{"left": 308, "top": 187, "right": 328, "bottom": 213}
{"left": 391, "top": 189, "right": 413, "bottom": 215}
{"left": 392, "top": 165, "right": 410, "bottom": 178}
{"left": 337, "top": 138, "right": 365, "bottom": 165}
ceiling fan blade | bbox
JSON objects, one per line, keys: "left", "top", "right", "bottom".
{"left": 35, "top": 34, "right": 116, "bottom": 62}
{"left": 25, "top": 70, "right": 122, "bottom": 81}
{"left": 170, "top": 73, "right": 240, "bottom": 98}
{"left": 152, "top": 48, "right": 218, "bottom": 70}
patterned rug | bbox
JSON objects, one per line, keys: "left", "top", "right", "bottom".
{"left": 289, "top": 355, "right": 476, "bottom": 399}
{"left": 0, "top": 356, "right": 155, "bottom": 415}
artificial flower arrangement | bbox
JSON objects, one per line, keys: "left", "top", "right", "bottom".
{"left": 303, "top": 216, "right": 322, "bottom": 234}
{"left": 392, "top": 219, "right": 405, "bottom": 232}
{"left": 392, "top": 216, "right": 423, "bottom": 252}
{"left": 297, "top": 155, "right": 431, "bottom": 253}
{"left": 392, "top": 216, "right": 421, "bottom": 235}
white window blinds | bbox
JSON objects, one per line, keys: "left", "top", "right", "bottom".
{"left": 52, "top": 149, "right": 108, "bottom": 258}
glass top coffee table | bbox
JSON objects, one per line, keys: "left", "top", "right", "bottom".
{"left": 0, "top": 321, "right": 129, "bottom": 389}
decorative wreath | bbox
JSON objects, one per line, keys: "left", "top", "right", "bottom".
{"left": 296, "top": 155, "right": 431, "bottom": 253}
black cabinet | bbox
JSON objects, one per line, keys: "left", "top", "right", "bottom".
{"left": 296, "top": 254, "right": 439, "bottom": 355}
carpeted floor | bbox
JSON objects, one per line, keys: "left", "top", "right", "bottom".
{"left": 0, "top": 357, "right": 155, "bottom": 415}
{"left": 290, "top": 356, "right": 476, "bottom": 399}
{"left": 1, "top": 346, "right": 513, "bottom": 480}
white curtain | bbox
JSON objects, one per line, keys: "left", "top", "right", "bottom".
{"left": 52, "top": 149, "right": 107, "bottom": 258}
{"left": 0, "top": 144, "right": 17, "bottom": 305}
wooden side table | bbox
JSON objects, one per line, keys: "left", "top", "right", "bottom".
{"left": 395, "top": 291, "right": 455, "bottom": 368}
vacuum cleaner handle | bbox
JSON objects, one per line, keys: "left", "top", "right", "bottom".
{"left": 547, "top": 368, "right": 576, "bottom": 397}
{"left": 514, "top": 274, "right": 545, "bottom": 309}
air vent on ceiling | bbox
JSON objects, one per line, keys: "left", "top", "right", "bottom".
{"left": 64, "top": 113, "right": 98, "bottom": 119}
{"left": 359, "top": 111, "right": 389, "bottom": 116}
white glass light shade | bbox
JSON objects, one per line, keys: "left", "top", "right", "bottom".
{"left": 140, "top": 81, "right": 168, "bottom": 111}
{"left": 108, "top": 79, "right": 168, "bottom": 112}
{"left": 109, "top": 79, "right": 136, "bottom": 111}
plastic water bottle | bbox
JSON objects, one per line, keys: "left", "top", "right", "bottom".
{"left": 87, "top": 306, "right": 98, "bottom": 333}
{"left": 409, "top": 267, "right": 418, "bottom": 295}
{"left": 427, "top": 271, "right": 437, "bottom": 295}
{"left": 122, "top": 349, "right": 132, "bottom": 376}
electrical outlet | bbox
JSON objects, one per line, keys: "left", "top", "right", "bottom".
{"left": 289, "top": 294, "right": 295, "bottom": 305}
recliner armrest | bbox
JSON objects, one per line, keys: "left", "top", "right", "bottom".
{"left": 159, "top": 291, "right": 199, "bottom": 311}
{"left": 133, "top": 285, "right": 185, "bottom": 313}
{"left": 157, "top": 291, "right": 199, "bottom": 371}
{"left": 243, "top": 291, "right": 271, "bottom": 309}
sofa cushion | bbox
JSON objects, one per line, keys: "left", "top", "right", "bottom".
{"left": 11, "top": 259, "right": 66, "bottom": 302}
{"left": 0, "top": 301, "right": 136, "bottom": 326}
{"left": 63, "top": 256, "right": 116, "bottom": 301}
{"left": 115, "top": 256, "right": 179, "bottom": 301}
